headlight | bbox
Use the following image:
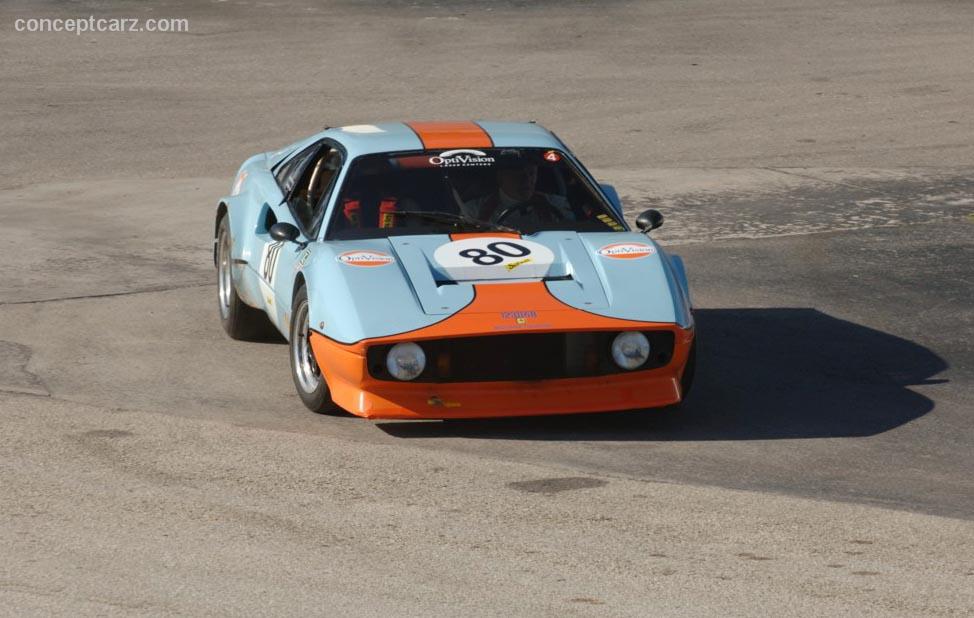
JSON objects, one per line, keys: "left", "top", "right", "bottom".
{"left": 386, "top": 342, "right": 426, "bottom": 381}
{"left": 611, "top": 332, "right": 650, "bottom": 370}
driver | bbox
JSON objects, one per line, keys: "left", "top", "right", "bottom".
{"left": 460, "top": 151, "right": 573, "bottom": 223}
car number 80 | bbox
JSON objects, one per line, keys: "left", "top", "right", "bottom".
{"left": 432, "top": 237, "right": 556, "bottom": 280}
{"left": 458, "top": 241, "right": 531, "bottom": 266}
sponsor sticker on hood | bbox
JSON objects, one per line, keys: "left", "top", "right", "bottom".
{"left": 433, "top": 237, "right": 554, "bottom": 281}
{"left": 337, "top": 250, "right": 395, "bottom": 267}
{"left": 597, "top": 242, "right": 656, "bottom": 260}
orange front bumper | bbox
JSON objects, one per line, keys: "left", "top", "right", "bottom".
{"left": 310, "top": 329, "right": 694, "bottom": 420}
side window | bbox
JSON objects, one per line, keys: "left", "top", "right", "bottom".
{"left": 290, "top": 146, "right": 342, "bottom": 231}
{"left": 273, "top": 144, "right": 318, "bottom": 197}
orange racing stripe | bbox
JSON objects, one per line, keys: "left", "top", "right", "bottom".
{"left": 406, "top": 121, "right": 493, "bottom": 150}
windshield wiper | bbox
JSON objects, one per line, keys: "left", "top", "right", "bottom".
{"left": 393, "top": 210, "right": 519, "bottom": 234}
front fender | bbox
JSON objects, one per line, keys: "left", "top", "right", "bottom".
{"left": 301, "top": 241, "right": 455, "bottom": 345}
{"left": 667, "top": 253, "right": 692, "bottom": 309}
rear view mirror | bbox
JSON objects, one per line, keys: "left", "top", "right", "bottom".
{"left": 635, "top": 209, "right": 664, "bottom": 233}
{"left": 269, "top": 222, "right": 301, "bottom": 242}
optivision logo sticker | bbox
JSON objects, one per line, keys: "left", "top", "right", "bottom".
{"left": 428, "top": 149, "right": 495, "bottom": 167}
{"left": 597, "top": 242, "right": 656, "bottom": 260}
{"left": 336, "top": 250, "right": 395, "bottom": 267}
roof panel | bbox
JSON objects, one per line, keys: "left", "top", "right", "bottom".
{"left": 476, "top": 121, "right": 562, "bottom": 149}
{"left": 288, "top": 121, "right": 561, "bottom": 158}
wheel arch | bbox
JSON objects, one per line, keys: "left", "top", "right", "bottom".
{"left": 291, "top": 271, "right": 309, "bottom": 336}
{"left": 667, "top": 253, "right": 692, "bottom": 309}
{"left": 293, "top": 271, "right": 307, "bottom": 300}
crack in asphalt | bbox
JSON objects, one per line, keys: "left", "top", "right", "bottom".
{"left": 0, "top": 388, "right": 49, "bottom": 397}
{"left": 0, "top": 282, "right": 211, "bottom": 306}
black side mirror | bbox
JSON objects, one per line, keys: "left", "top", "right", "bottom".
{"left": 635, "top": 209, "right": 664, "bottom": 233}
{"left": 269, "top": 222, "right": 301, "bottom": 242}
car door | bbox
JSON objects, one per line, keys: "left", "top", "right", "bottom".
{"left": 244, "top": 143, "right": 317, "bottom": 331}
{"left": 265, "top": 141, "right": 345, "bottom": 332}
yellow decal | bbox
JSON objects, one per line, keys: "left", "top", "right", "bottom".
{"left": 427, "top": 396, "right": 461, "bottom": 408}
{"left": 597, "top": 214, "right": 626, "bottom": 231}
{"left": 505, "top": 258, "right": 532, "bottom": 271}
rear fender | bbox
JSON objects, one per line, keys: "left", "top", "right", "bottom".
{"left": 215, "top": 154, "right": 287, "bottom": 310}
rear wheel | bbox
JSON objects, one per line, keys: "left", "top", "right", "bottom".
{"left": 289, "top": 286, "right": 340, "bottom": 414}
{"left": 216, "top": 216, "right": 275, "bottom": 340}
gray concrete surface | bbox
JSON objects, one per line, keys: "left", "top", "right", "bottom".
{"left": 1, "top": 0, "right": 973, "bottom": 615}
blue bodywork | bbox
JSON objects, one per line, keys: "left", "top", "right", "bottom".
{"left": 216, "top": 122, "right": 692, "bottom": 344}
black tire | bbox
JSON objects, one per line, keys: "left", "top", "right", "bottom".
{"left": 215, "top": 216, "right": 276, "bottom": 340}
{"left": 289, "top": 286, "right": 340, "bottom": 414}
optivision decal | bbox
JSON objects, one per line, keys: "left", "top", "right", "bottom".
{"left": 597, "top": 242, "right": 656, "bottom": 260}
{"left": 337, "top": 250, "right": 395, "bottom": 267}
{"left": 428, "top": 149, "right": 496, "bottom": 167}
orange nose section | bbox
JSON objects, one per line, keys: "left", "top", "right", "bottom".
{"left": 306, "top": 277, "right": 695, "bottom": 420}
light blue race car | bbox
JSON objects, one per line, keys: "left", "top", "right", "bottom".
{"left": 214, "top": 121, "right": 694, "bottom": 419}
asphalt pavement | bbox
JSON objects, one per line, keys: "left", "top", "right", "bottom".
{"left": 1, "top": 0, "right": 972, "bottom": 615}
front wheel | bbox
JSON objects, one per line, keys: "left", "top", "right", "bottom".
{"left": 289, "top": 286, "right": 340, "bottom": 414}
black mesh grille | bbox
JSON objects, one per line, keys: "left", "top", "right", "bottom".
{"left": 367, "top": 330, "right": 675, "bottom": 383}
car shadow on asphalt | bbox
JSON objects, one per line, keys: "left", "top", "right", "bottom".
{"left": 376, "top": 308, "right": 948, "bottom": 441}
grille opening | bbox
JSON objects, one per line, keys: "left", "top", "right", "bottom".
{"left": 367, "top": 330, "right": 675, "bottom": 383}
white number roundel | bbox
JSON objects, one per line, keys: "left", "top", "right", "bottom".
{"left": 433, "top": 237, "right": 555, "bottom": 281}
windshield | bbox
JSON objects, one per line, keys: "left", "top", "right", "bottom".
{"left": 325, "top": 147, "right": 626, "bottom": 239}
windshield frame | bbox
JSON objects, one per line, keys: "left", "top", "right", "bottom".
{"left": 321, "top": 147, "right": 629, "bottom": 241}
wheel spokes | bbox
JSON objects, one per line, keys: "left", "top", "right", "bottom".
{"left": 292, "top": 301, "right": 322, "bottom": 394}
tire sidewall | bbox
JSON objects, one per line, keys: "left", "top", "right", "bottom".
{"left": 216, "top": 215, "right": 277, "bottom": 341}
{"left": 217, "top": 217, "right": 244, "bottom": 333}
{"left": 289, "top": 287, "right": 333, "bottom": 412}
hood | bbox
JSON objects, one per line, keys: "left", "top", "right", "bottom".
{"left": 388, "top": 233, "right": 607, "bottom": 314}
{"left": 310, "top": 232, "right": 688, "bottom": 344}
